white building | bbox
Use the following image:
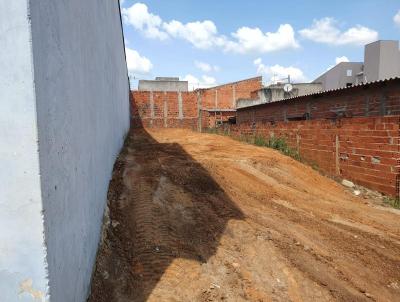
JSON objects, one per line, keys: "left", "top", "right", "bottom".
{"left": 314, "top": 40, "right": 400, "bottom": 91}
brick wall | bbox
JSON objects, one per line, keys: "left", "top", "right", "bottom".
{"left": 200, "top": 76, "right": 262, "bottom": 110}
{"left": 201, "top": 110, "right": 236, "bottom": 128}
{"left": 237, "top": 78, "right": 400, "bottom": 124}
{"left": 131, "top": 76, "right": 262, "bottom": 129}
{"left": 234, "top": 78, "right": 400, "bottom": 197}
{"left": 131, "top": 90, "right": 199, "bottom": 130}
{"left": 229, "top": 117, "right": 400, "bottom": 197}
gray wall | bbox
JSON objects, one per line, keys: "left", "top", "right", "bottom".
{"left": 0, "top": 2, "right": 49, "bottom": 301}
{"left": 294, "top": 83, "right": 323, "bottom": 95}
{"left": 139, "top": 79, "right": 189, "bottom": 92}
{"left": 313, "top": 62, "right": 363, "bottom": 90}
{"left": 256, "top": 83, "right": 323, "bottom": 104}
{"left": 0, "top": 1, "right": 129, "bottom": 301}
{"left": 29, "top": 0, "right": 130, "bottom": 301}
{"left": 236, "top": 98, "right": 264, "bottom": 108}
{"left": 364, "top": 40, "right": 400, "bottom": 82}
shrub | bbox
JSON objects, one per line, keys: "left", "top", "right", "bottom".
{"left": 384, "top": 197, "right": 400, "bottom": 209}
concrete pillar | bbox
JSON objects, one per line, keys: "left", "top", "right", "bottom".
{"left": 150, "top": 91, "right": 154, "bottom": 125}
{"left": 380, "top": 93, "right": 387, "bottom": 116}
{"left": 232, "top": 85, "right": 236, "bottom": 108}
{"left": 164, "top": 91, "right": 168, "bottom": 128}
{"left": 178, "top": 91, "right": 183, "bottom": 120}
{"left": 197, "top": 91, "right": 202, "bottom": 132}
{"left": 214, "top": 89, "right": 218, "bottom": 127}
{"left": 365, "top": 95, "right": 370, "bottom": 116}
{"left": 335, "top": 134, "right": 340, "bottom": 175}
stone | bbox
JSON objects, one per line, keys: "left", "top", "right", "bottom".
{"left": 342, "top": 179, "right": 355, "bottom": 188}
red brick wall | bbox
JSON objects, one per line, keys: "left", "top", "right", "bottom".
{"left": 201, "top": 110, "right": 235, "bottom": 128}
{"left": 131, "top": 76, "right": 261, "bottom": 130}
{"left": 131, "top": 91, "right": 199, "bottom": 130}
{"left": 234, "top": 79, "right": 400, "bottom": 197}
{"left": 200, "top": 76, "right": 262, "bottom": 110}
{"left": 230, "top": 117, "right": 400, "bottom": 197}
{"left": 238, "top": 78, "right": 400, "bottom": 124}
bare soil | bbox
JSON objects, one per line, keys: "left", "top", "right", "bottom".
{"left": 88, "top": 128, "right": 400, "bottom": 302}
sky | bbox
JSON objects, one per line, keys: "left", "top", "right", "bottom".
{"left": 120, "top": 0, "right": 400, "bottom": 90}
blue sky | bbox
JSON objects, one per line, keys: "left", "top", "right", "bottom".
{"left": 120, "top": 0, "right": 400, "bottom": 89}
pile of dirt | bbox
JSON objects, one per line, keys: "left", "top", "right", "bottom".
{"left": 89, "top": 128, "right": 400, "bottom": 302}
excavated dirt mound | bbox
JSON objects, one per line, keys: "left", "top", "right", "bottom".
{"left": 88, "top": 128, "right": 400, "bottom": 302}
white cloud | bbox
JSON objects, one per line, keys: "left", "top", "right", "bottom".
{"left": 125, "top": 47, "right": 153, "bottom": 75}
{"left": 122, "top": 3, "right": 168, "bottom": 40}
{"left": 183, "top": 74, "right": 217, "bottom": 90}
{"left": 394, "top": 10, "right": 400, "bottom": 27}
{"left": 253, "top": 58, "right": 262, "bottom": 65}
{"left": 299, "top": 17, "right": 378, "bottom": 46}
{"left": 119, "top": 0, "right": 125, "bottom": 6}
{"left": 335, "top": 56, "right": 349, "bottom": 64}
{"left": 122, "top": 3, "right": 299, "bottom": 54}
{"left": 194, "top": 61, "right": 219, "bottom": 73}
{"left": 254, "top": 58, "right": 306, "bottom": 83}
{"left": 225, "top": 24, "right": 299, "bottom": 54}
{"left": 163, "top": 20, "right": 219, "bottom": 49}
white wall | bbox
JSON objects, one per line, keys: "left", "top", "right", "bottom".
{"left": 0, "top": 1, "right": 49, "bottom": 301}
{"left": 0, "top": 0, "right": 129, "bottom": 301}
{"left": 29, "top": 0, "right": 130, "bottom": 301}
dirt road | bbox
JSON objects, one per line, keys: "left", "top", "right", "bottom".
{"left": 89, "top": 128, "right": 400, "bottom": 302}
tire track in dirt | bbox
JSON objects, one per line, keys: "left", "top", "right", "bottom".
{"left": 89, "top": 129, "right": 400, "bottom": 302}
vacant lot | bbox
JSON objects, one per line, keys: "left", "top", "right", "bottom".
{"left": 89, "top": 128, "right": 400, "bottom": 302}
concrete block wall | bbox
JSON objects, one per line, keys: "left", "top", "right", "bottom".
{"left": 0, "top": 1, "right": 130, "bottom": 301}
{"left": 230, "top": 117, "right": 400, "bottom": 197}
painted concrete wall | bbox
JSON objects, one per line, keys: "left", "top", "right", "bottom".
{"left": 139, "top": 79, "right": 189, "bottom": 92}
{"left": 257, "top": 83, "right": 323, "bottom": 103}
{"left": 29, "top": 0, "right": 130, "bottom": 301}
{"left": 0, "top": 1, "right": 49, "bottom": 301}
{"left": 237, "top": 98, "right": 263, "bottom": 108}
{"left": 0, "top": 0, "right": 129, "bottom": 301}
{"left": 313, "top": 62, "right": 363, "bottom": 90}
{"left": 364, "top": 40, "right": 400, "bottom": 82}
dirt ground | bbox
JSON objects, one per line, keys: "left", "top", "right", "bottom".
{"left": 88, "top": 128, "right": 400, "bottom": 302}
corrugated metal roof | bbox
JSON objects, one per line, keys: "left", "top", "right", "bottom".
{"left": 238, "top": 77, "right": 400, "bottom": 110}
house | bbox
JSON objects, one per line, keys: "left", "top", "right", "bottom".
{"left": 314, "top": 40, "right": 400, "bottom": 90}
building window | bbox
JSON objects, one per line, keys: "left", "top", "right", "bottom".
{"left": 346, "top": 69, "right": 352, "bottom": 77}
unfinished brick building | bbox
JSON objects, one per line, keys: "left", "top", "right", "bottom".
{"left": 131, "top": 76, "right": 262, "bottom": 129}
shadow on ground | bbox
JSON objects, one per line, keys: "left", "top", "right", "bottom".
{"left": 88, "top": 126, "right": 244, "bottom": 302}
